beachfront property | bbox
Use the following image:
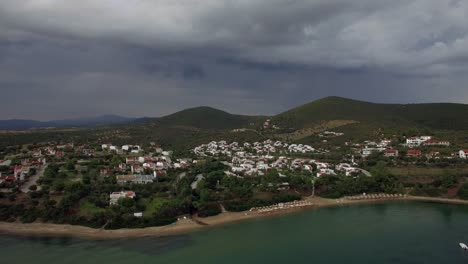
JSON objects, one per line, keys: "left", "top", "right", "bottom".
{"left": 109, "top": 191, "right": 136, "bottom": 205}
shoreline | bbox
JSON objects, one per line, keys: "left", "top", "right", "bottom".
{"left": 1, "top": 196, "right": 467, "bottom": 240}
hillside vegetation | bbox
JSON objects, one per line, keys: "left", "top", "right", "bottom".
{"left": 272, "top": 96, "right": 468, "bottom": 130}
{"left": 154, "top": 106, "right": 265, "bottom": 130}
{"left": 2, "top": 96, "right": 468, "bottom": 149}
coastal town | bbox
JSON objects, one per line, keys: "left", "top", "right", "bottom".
{"left": 0, "top": 130, "right": 466, "bottom": 218}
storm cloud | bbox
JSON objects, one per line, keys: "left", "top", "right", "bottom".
{"left": 1, "top": 0, "right": 468, "bottom": 119}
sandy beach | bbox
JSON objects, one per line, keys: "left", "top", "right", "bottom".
{"left": 1, "top": 195, "right": 467, "bottom": 240}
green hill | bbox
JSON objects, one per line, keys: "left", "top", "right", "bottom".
{"left": 2, "top": 96, "right": 468, "bottom": 149}
{"left": 153, "top": 106, "right": 264, "bottom": 130}
{"left": 272, "top": 96, "right": 468, "bottom": 131}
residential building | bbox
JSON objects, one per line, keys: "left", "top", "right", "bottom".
{"left": 459, "top": 150, "right": 468, "bottom": 159}
{"left": 422, "top": 139, "right": 450, "bottom": 147}
{"left": 384, "top": 149, "right": 399, "bottom": 157}
{"left": 406, "top": 136, "right": 432, "bottom": 146}
{"left": 407, "top": 149, "right": 422, "bottom": 157}
{"left": 109, "top": 191, "right": 136, "bottom": 205}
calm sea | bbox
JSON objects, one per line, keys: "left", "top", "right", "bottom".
{"left": 1, "top": 201, "right": 468, "bottom": 264}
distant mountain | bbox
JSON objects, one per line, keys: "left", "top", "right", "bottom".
{"left": 153, "top": 106, "right": 264, "bottom": 130}
{"left": 0, "top": 115, "right": 145, "bottom": 130}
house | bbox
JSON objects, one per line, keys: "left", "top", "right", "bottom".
{"left": 361, "top": 148, "right": 385, "bottom": 157}
{"left": 407, "top": 149, "right": 422, "bottom": 157}
{"left": 344, "top": 167, "right": 360, "bottom": 176}
{"left": 116, "top": 173, "right": 156, "bottom": 184}
{"left": 109, "top": 191, "right": 136, "bottom": 205}
{"left": 32, "top": 150, "right": 42, "bottom": 157}
{"left": 0, "top": 175, "right": 17, "bottom": 183}
{"left": 384, "top": 149, "right": 399, "bottom": 157}
{"left": 459, "top": 150, "right": 468, "bottom": 159}
{"left": 422, "top": 139, "right": 450, "bottom": 147}
{"left": 126, "top": 157, "right": 138, "bottom": 164}
{"left": 316, "top": 168, "right": 336, "bottom": 177}
{"left": 14, "top": 165, "right": 29, "bottom": 181}
{"left": 134, "top": 212, "right": 143, "bottom": 218}
{"left": 406, "top": 136, "right": 432, "bottom": 146}
{"left": 0, "top": 160, "right": 11, "bottom": 166}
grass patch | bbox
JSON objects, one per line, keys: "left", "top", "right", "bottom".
{"left": 79, "top": 201, "right": 105, "bottom": 217}
{"left": 389, "top": 166, "right": 468, "bottom": 178}
{"left": 143, "top": 197, "right": 168, "bottom": 216}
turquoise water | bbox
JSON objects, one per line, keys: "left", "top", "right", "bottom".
{"left": 1, "top": 201, "right": 468, "bottom": 264}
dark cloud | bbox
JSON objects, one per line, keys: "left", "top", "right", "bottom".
{"left": 0, "top": 1, "right": 468, "bottom": 120}
{"left": 182, "top": 65, "right": 205, "bottom": 80}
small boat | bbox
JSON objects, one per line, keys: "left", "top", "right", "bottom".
{"left": 460, "top": 243, "right": 468, "bottom": 250}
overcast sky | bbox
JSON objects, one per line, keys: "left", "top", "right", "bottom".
{"left": 1, "top": 0, "right": 468, "bottom": 120}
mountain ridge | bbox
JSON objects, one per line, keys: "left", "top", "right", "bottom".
{"left": 0, "top": 115, "right": 146, "bottom": 130}
{"left": 3, "top": 96, "right": 468, "bottom": 131}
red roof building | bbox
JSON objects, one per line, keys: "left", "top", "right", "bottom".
{"left": 384, "top": 149, "right": 399, "bottom": 157}
{"left": 407, "top": 149, "right": 422, "bottom": 157}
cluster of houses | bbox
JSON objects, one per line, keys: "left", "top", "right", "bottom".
{"left": 405, "top": 136, "right": 450, "bottom": 147}
{"left": 319, "top": 131, "right": 344, "bottom": 138}
{"left": 357, "top": 138, "right": 393, "bottom": 157}
{"left": 101, "top": 144, "right": 144, "bottom": 154}
{"left": 0, "top": 140, "right": 193, "bottom": 190}
{"left": 194, "top": 140, "right": 315, "bottom": 157}
{"left": 0, "top": 158, "right": 46, "bottom": 184}
{"left": 194, "top": 140, "right": 362, "bottom": 177}
{"left": 356, "top": 136, "right": 456, "bottom": 159}
{"left": 111, "top": 153, "right": 191, "bottom": 184}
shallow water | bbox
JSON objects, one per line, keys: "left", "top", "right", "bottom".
{"left": 1, "top": 201, "right": 468, "bottom": 264}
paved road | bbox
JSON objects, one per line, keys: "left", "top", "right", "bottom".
{"left": 21, "top": 165, "right": 46, "bottom": 193}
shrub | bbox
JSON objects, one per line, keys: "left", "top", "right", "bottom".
{"left": 458, "top": 183, "right": 468, "bottom": 200}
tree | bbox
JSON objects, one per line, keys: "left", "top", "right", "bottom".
{"left": 119, "top": 197, "right": 135, "bottom": 208}
{"left": 458, "top": 183, "right": 468, "bottom": 200}
{"left": 28, "top": 185, "right": 37, "bottom": 191}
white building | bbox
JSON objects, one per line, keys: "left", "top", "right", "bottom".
{"left": 406, "top": 136, "right": 432, "bottom": 146}
{"left": 460, "top": 150, "right": 468, "bottom": 159}
{"left": 109, "top": 191, "right": 136, "bottom": 205}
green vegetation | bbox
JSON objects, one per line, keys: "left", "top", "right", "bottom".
{"left": 1, "top": 96, "right": 468, "bottom": 230}
{"left": 273, "top": 96, "right": 468, "bottom": 131}
{"left": 459, "top": 183, "right": 468, "bottom": 200}
{"left": 156, "top": 106, "right": 265, "bottom": 130}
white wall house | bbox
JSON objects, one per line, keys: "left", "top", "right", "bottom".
{"left": 460, "top": 150, "right": 468, "bottom": 159}
{"left": 406, "top": 136, "right": 432, "bottom": 146}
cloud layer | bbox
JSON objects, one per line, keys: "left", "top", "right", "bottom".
{"left": 1, "top": 0, "right": 468, "bottom": 119}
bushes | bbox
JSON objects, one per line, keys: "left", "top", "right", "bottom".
{"left": 197, "top": 203, "right": 221, "bottom": 217}
{"left": 19, "top": 209, "right": 37, "bottom": 223}
{"left": 410, "top": 184, "right": 444, "bottom": 197}
{"left": 458, "top": 183, "right": 468, "bottom": 200}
